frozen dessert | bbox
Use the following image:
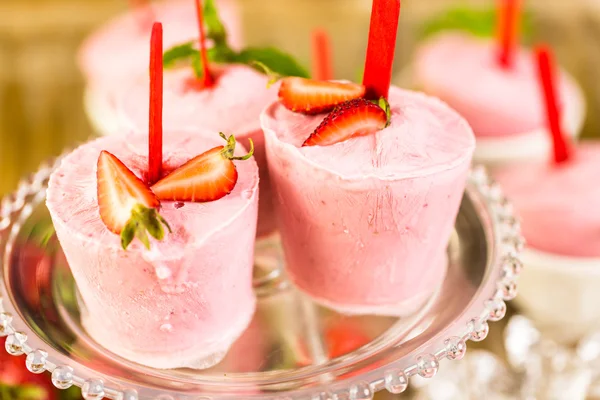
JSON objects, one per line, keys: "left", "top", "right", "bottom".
{"left": 413, "top": 32, "right": 585, "bottom": 165}
{"left": 261, "top": 0, "right": 474, "bottom": 315}
{"left": 495, "top": 142, "right": 600, "bottom": 341}
{"left": 46, "top": 131, "right": 259, "bottom": 369}
{"left": 48, "top": 23, "right": 259, "bottom": 368}
{"left": 493, "top": 46, "right": 598, "bottom": 342}
{"left": 79, "top": 0, "right": 243, "bottom": 135}
{"left": 495, "top": 143, "right": 600, "bottom": 258}
{"left": 262, "top": 85, "right": 475, "bottom": 315}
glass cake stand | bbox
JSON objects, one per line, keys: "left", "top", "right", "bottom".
{"left": 0, "top": 158, "right": 523, "bottom": 400}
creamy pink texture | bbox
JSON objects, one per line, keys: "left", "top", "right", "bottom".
{"left": 414, "top": 33, "right": 582, "bottom": 137}
{"left": 117, "top": 64, "right": 278, "bottom": 237}
{"left": 494, "top": 142, "right": 600, "bottom": 258}
{"left": 78, "top": 0, "right": 242, "bottom": 86}
{"left": 261, "top": 87, "right": 475, "bottom": 314}
{"left": 46, "top": 132, "right": 259, "bottom": 369}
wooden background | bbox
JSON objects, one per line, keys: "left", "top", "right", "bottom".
{"left": 1, "top": 0, "right": 599, "bottom": 196}
{"left": 0, "top": 2, "right": 596, "bottom": 398}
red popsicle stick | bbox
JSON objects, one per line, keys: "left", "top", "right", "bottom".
{"left": 128, "top": 0, "right": 155, "bottom": 29}
{"left": 536, "top": 46, "right": 571, "bottom": 165}
{"left": 362, "top": 0, "right": 401, "bottom": 100}
{"left": 148, "top": 22, "right": 163, "bottom": 184}
{"left": 195, "top": 0, "right": 215, "bottom": 87}
{"left": 312, "top": 29, "right": 333, "bottom": 81}
{"left": 497, "top": 0, "right": 521, "bottom": 68}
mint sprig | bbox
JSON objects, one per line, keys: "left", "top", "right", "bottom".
{"left": 203, "top": 0, "right": 227, "bottom": 45}
{"left": 237, "top": 47, "right": 309, "bottom": 78}
{"left": 163, "top": 42, "right": 197, "bottom": 69}
{"left": 420, "top": 6, "right": 533, "bottom": 43}
{"left": 162, "top": 0, "right": 309, "bottom": 80}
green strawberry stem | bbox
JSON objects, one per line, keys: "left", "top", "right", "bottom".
{"left": 251, "top": 61, "right": 283, "bottom": 88}
{"left": 362, "top": 0, "right": 401, "bottom": 100}
{"left": 121, "top": 205, "right": 172, "bottom": 250}
{"left": 194, "top": 0, "right": 215, "bottom": 86}
{"left": 149, "top": 22, "right": 164, "bottom": 185}
{"left": 497, "top": 0, "right": 522, "bottom": 68}
{"left": 378, "top": 97, "right": 392, "bottom": 127}
{"left": 219, "top": 133, "right": 254, "bottom": 161}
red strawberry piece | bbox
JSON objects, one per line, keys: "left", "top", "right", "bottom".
{"left": 326, "top": 320, "right": 371, "bottom": 359}
{"left": 278, "top": 77, "right": 366, "bottom": 115}
{"left": 15, "top": 243, "right": 52, "bottom": 313}
{"left": 0, "top": 338, "right": 59, "bottom": 399}
{"left": 97, "top": 151, "right": 171, "bottom": 250}
{"left": 151, "top": 133, "right": 254, "bottom": 203}
{"left": 303, "top": 98, "right": 391, "bottom": 147}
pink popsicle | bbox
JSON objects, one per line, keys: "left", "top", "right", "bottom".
{"left": 413, "top": 33, "right": 583, "bottom": 138}
{"left": 46, "top": 132, "right": 259, "bottom": 369}
{"left": 495, "top": 143, "right": 600, "bottom": 258}
{"left": 79, "top": 0, "right": 243, "bottom": 135}
{"left": 79, "top": 0, "right": 242, "bottom": 87}
{"left": 261, "top": 86, "right": 475, "bottom": 315}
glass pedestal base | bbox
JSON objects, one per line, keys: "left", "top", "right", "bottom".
{"left": 0, "top": 162, "right": 522, "bottom": 399}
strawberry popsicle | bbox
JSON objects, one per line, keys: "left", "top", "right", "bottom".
{"left": 48, "top": 23, "right": 259, "bottom": 368}
{"left": 413, "top": 33, "right": 585, "bottom": 166}
{"left": 262, "top": 85, "right": 475, "bottom": 315}
{"left": 494, "top": 142, "right": 600, "bottom": 340}
{"left": 46, "top": 131, "right": 259, "bottom": 369}
{"left": 493, "top": 47, "right": 599, "bottom": 342}
{"left": 412, "top": 0, "right": 586, "bottom": 168}
{"left": 79, "top": 0, "right": 242, "bottom": 135}
{"left": 495, "top": 142, "right": 600, "bottom": 258}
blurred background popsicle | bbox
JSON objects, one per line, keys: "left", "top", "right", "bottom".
{"left": 3, "top": 0, "right": 600, "bottom": 196}
{"left": 494, "top": 46, "right": 600, "bottom": 343}
{"left": 410, "top": 0, "right": 586, "bottom": 167}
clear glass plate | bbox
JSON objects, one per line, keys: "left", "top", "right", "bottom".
{"left": 0, "top": 159, "right": 523, "bottom": 400}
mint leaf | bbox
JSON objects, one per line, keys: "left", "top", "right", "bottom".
{"left": 203, "top": 0, "right": 227, "bottom": 46}
{"left": 191, "top": 52, "right": 203, "bottom": 79}
{"left": 208, "top": 43, "right": 237, "bottom": 63}
{"left": 235, "top": 47, "right": 310, "bottom": 78}
{"left": 420, "top": 6, "right": 533, "bottom": 43}
{"left": 163, "top": 41, "right": 196, "bottom": 68}
{"left": 162, "top": 2, "right": 308, "bottom": 80}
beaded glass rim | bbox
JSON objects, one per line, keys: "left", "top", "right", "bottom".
{"left": 0, "top": 158, "right": 523, "bottom": 400}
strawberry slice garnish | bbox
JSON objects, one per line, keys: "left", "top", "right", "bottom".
{"left": 151, "top": 133, "right": 254, "bottom": 203}
{"left": 278, "top": 77, "right": 366, "bottom": 115}
{"left": 97, "top": 151, "right": 171, "bottom": 250}
{"left": 303, "top": 98, "right": 391, "bottom": 147}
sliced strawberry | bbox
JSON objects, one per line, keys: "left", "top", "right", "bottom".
{"left": 278, "top": 77, "right": 366, "bottom": 114}
{"left": 303, "top": 98, "right": 391, "bottom": 147}
{"left": 97, "top": 151, "right": 170, "bottom": 250}
{"left": 151, "top": 133, "right": 254, "bottom": 203}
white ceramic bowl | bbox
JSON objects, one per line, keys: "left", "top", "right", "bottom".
{"left": 516, "top": 247, "right": 600, "bottom": 343}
